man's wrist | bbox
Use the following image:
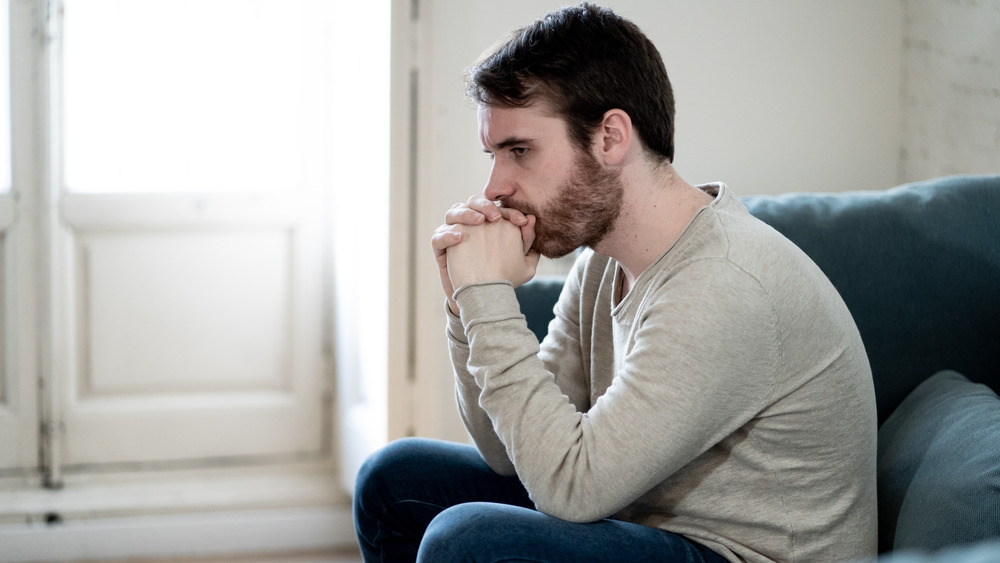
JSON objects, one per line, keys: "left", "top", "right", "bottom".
{"left": 452, "top": 280, "right": 519, "bottom": 331}
{"left": 451, "top": 279, "right": 513, "bottom": 303}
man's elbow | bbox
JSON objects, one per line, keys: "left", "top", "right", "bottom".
{"left": 533, "top": 495, "right": 613, "bottom": 524}
{"left": 482, "top": 453, "right": 517, "bottom": 477}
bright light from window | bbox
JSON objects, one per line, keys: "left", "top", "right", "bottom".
{"left": 0, "top": 0, "right": 11, "bottom": 193}
{"left": 63, "top": 0, "right": 362, "bottom": 194}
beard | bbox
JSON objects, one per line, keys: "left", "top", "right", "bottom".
{"left": 502, "top": 150, "right": 625, "bottom": 259}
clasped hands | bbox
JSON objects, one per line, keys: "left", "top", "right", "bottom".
{"left": 432, "top": 195, "right": 541, "bottom": 315}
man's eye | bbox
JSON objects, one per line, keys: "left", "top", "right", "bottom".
{"left": 512, "top": 147, "right": 528, "bottom": 157}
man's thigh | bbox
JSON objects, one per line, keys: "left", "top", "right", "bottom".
{"left": 354, "top": 437, "right": 534, "bottom": 561}
{"left": 356, "top": 436, "right": 533, "bottom": 511}
{"left": 419, "top": 502, "right": 727, "bottom": 563}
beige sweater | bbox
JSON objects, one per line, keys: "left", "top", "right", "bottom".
{"left": 447, "top": 183, "right": 877, "bottom": 562}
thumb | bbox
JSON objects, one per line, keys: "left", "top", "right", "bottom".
{"left": 521, "top": 215, "right": 537, "bottom": 256}
{"left": 526, "top": 249, "right": 541, "bottom": 269}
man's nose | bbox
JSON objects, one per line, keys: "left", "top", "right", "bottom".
{"left": 483, "top": 162, "right": 515, "bottom": 202}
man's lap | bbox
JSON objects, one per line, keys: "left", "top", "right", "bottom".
{"left": 354, "top": 437, "right": 725, "bottom": 563}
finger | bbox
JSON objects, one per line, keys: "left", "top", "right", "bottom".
{"left": 444, "top": 205, "right": 487, "bottom": 226}
{"left": 498, "top": 206, "right": 528, "bottom": 226}
{"left": 520, "top": 215, "right": 537, "bottom": 255}
{"left": 466, "top": 195, "right": 503, "bottom": 222}
{"left": 431, "top": 225, "right": 463, "bottom": 247}
{"left": 430, "top": 227, "right": 464, "bottom": 254}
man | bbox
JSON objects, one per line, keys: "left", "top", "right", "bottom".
{"left": 354, "top": 4, "right": 877, "bottom": 562}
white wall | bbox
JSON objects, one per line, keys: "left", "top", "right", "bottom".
{"left": 424, "top": 1, "right": 903, "bottom": 200}
{"left": 899, "top": 0, "right": 1000, "bottom": 182}
{"left": 407, "top": 1, "right": 906, "bottom": 442}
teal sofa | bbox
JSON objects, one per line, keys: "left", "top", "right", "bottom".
{"left": 514, "top": 175, "right": 1000, "bottom": 560}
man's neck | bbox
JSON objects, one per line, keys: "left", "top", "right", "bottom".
{"left": 596, "top": 164, "right": 715, "bottom": 296}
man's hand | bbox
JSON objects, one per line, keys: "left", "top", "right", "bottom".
{"left": 446, "top": 217, "right": 540, "bottom": 289}
{"left": 431, "top": 195, "right": 538, "bottom": 315}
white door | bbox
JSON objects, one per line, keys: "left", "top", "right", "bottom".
{"left": 0, "top": 0, "right": 39, "bottom": 475}
{"left": 40, "top": 0, "right": 336, "bottom": 479}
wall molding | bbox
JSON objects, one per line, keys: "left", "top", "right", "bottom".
{"left": 0, "top": 506, "right": 356, "bottom": 562}
{"left": 0, "top": 461, "right": 355, "bottom": 561}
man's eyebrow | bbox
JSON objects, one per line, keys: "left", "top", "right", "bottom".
{"left": 482, "top": 137, "right": 534, "bottom": 152}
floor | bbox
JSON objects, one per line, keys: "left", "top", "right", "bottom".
{"left": 130, "top": 547, "right": 362, "bottom": 563}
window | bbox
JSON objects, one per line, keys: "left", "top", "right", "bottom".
{"left": 0, "top": 0, "right": 10, "bottom": 193}
{"left": 62, "top": 0, "right": 334, "bottom": 194}
{"left": 2, "top": 1, "right": 394, "bottom": 553}
{"left": 0, "top": 0, "right": 391, "bottom": 480}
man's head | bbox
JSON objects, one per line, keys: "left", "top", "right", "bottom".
{"left": 477, "top": 99, "right": 625, "bottom": 259}
{"left": 466, "top": 2, "right": 675, "bottom": 163}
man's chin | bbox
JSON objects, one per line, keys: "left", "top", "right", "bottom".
{"left": 533, "top": 238, "right": 581, "bottom": 260}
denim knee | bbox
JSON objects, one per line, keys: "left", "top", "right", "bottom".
{"left": 355, "top": 438, "right": 437, "bottom": 561}
{"left": 419, "top": 503, "right": 490, "bottom": 561}
{"left": 355, "top": 438, "right": 425, "bottom": 515}
{"left": 355, "top": 439, "right": 537, "bottom": 562}
{"left": 418, "top": 502, "right": 533, "bottom": 562}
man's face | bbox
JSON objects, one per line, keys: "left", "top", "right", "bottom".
{"left": 478, "top": 103, "right": 624, "bottom": 258}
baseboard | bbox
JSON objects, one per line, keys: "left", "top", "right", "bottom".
{"left": 0, "top": 461, "right": 357, "bottom": 561}
{"left": 0, "top": 505, "right": 357, "bottom": 562}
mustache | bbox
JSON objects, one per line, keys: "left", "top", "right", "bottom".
{"left": 498, "top": 198, "right": 541, "bottom": 219}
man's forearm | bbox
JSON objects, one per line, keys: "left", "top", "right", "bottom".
{"left": 446, "top": 307, "right": 517, "bottom": 475}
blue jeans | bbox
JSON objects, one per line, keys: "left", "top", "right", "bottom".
{"left": 353, "top": 437, "right": 727, "bottom": 563}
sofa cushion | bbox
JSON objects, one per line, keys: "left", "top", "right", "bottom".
{"left": 872, "top": 540, "right": 1000, "bottom": 563}
{"left": 742, "top": 175, "right": 1000, "bottom": 423}
{"left": 515, "top": 275, "right": 567, "bottom": 343}
{"left": 877, "top": 370, "right": 1000, "bottom": 552}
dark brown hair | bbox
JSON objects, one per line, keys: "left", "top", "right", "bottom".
{"left": 466, "top": 3, "right": 676, "bottom": 162}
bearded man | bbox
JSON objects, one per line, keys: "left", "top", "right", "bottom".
{"left": 354, "top": 4, "right": 877, "bottom": 562}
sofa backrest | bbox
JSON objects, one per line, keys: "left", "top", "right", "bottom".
{"left": 516, "top": 175, "right": 1000, "bottom": 425}
{"left": 742, "top": 175, "right": 999, "bottom": 424}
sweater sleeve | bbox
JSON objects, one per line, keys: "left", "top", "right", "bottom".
{"left": 447, "top": 260, "right": 592, "bottom": 477}
{"left": 454, "top": 259, "right": 781, "bottom": 523}
{"left": 447, "top": 299, "right": 518, "bottom": 475}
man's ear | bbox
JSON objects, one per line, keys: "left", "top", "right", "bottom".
{"left": 594, "top": 109, "right": 632, "bottom": 166}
